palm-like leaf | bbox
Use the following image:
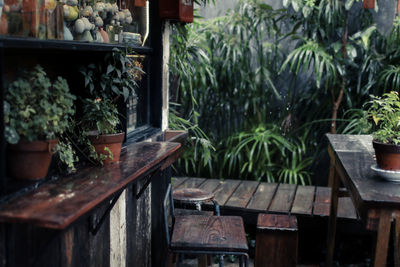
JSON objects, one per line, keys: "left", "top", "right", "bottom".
{"left": 280, "top": 38, "right": 337, "bottom": 88}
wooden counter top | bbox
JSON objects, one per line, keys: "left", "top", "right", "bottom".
{"left": 0, "top": 141, "right": 181, "bottom": 229}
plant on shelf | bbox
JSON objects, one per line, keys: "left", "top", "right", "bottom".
{"left": 365, "top": 91, "right": 400, "bottom": 171}
{"left": 4, "top": 65, "right": 76, "bottom": 180}
{"left": 79, "top": 49, "right": 143, "bottom": 164}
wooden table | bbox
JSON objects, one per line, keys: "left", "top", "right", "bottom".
{"left": 326, "top": 134, "right": 400, "bottom": 266}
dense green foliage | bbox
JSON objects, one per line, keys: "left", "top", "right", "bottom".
{"left": 4, "top": 65, "right": 76, "bottom": 144}
{"left": 169, "top": 0, "right": 400, "bottom": 184}
{"left": 80, "top": 98, "right": 120, "bottom": 135}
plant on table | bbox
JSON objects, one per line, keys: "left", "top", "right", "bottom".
{"left": 365, "top": 91, "right": 400, "bottom": 170}
{"left": 79, "top": 49, "right": 143, "bottom": 164}
{"left": 4, "top": 65, "right": 76, "bottom": 179}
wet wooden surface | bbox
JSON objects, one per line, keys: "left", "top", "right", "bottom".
{"left": 0, "top": 141, "right": 181, "bottom": 229}
{"left": 172, "top": 177, "right": 358, "bottom": 221}
{"left": 326, "top": 134, "right": 400, "bottom": 266}
{"left": 327, "top": 134, "right": 400, "bottom": 211}
{"left": 171, "top": 215, "right": 248, "bottom": 252}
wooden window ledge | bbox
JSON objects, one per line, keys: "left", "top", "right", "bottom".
{"left": 0, "top": 141, "right": 181, "bottom": 229}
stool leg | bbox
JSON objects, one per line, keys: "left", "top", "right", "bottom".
{"left": 219, "top": 255, "right": 224, "bottom": 267}
{"left": 244, "top": 253, "right": 249, "bottom": 267}
{"left": 195, "top": 202, "right": 202, "bottom": 211}
{"left": 239, "top": 255, "right": 243, "bottom": 267}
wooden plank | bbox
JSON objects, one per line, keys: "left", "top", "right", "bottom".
{"left": 171, "top": 216, "right": 248, "bottom": 252}
{"left": 246, "top": 183, "right": 278, "bottom": 211}
{"left": 212, "top": 179, "right": 241, "bottom": 206}
{"left": 175, "top": 177, "right": 206, "bottom": 189}
{"left": 291, "top": 186, "right": 315, "bottom": 215}
{"left": 171, "top": 177, "right": 188, "bottom": 188}
{"left": 326, "top": 168, "right": 340, "bottom": 267}
{"left": 0, "top": 142, "right": 181, "bottom": 229}
{"left": 337, "top": 197, "right": 357, "bottom": 219}
{"left": 394, "top": 212, "right": 400, "bottom": 267}
{"left": 225, "top": 180, "right": 259, "bottom": 208}
{"left": 199, "top": 178, "right": 222, "bottom": 194}
{"left": 313, "top": 186, "right": 331, "bottom": 217}
{"left": 269, "top": 183, "right": 297, "bottom": 213}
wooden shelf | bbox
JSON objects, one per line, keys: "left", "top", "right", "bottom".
{"left": 0, "top": 141, "right": 181, "bottom": 229}
{"left": 0, "top": 36, "right": 153, "bottom": 54}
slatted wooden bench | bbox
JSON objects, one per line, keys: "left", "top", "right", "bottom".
{"left": 171, "top": 177, "right": 358, "bottom": 225}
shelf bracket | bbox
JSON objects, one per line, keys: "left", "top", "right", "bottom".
{"left": 89, "top": 190, "right": 124, "bottom": 235}
{"left": 135, "top": 168, "right": 161, "bottom": 200}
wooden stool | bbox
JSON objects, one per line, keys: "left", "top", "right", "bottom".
{"left": 255, "top": 214, "right": 298, "bottom": 267}
{"left": 173, "top": 187, "right": 220, "bottom": 215}
{"left": 165, "top": 185, "right": 248, "bottom": 267}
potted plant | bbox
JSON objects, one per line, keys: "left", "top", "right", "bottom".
{"left": 366, "top": 91, "right": 400, "bottom": 171}
{"left": 4, "top": 65, "right": 76, "bottom": 180}
{"left": 80, "top": 49, "right": 142, "bottom": 165}
{"left": 80, "top": 97, "right": 124, "bottom": 164}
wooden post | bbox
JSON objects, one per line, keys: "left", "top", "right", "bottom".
{"left": 326, "top": 164, "right": 340, "bottom": 267}
{"left": 255, "top": 214, "right": 298, "bottom": 267}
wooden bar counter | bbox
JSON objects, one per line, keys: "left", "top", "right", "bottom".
{"left": 0, "top": 141, "right": 181, "bottom": 229}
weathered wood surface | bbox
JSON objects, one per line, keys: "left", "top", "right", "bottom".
{"left": 291, "top": 186, "right": 315, "bottom": 215}
{"left": 255, "top": 214, "right": 298, "bottom": 267}
{"left": 172, "top": 177, "right": 358, "bottom": 220}
{"left": 269, "top": 183, "right": 297, "bottom": 213}
{"left": 257, "top": 213, "right": 297, "bottom": 230}
{"left": 313, "top": 187, "right": 331, "bottom": 217}
{"left": 213, "top": 179, "right": 241, "bottom": 205}
{"left": 327, "top": 134, "right": 400, "bottom": 211}
{"left": 326, "top": 134, "right": 400, "bottom": 267}
{"left": 171, "top": 215, "right": 248, "bottom": 252}
{"left": 0, "top": 141, "right": 181, "bottom": 229}
{"left": 246, "top": 183, "right": 277, "bottom": 211}
{"left": 173, "top": 188, "right": 214, "bottom": 203}
{"left": 225, "top": 180, "right": 258, "bottom": 208}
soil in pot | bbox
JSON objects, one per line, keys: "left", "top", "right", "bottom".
{"left": 7, "top": 139, "right": 58, "bottom": 180}
{"left": 373, "top": 141, "right": 400, "bottom": 171}
{"left": 88, "top": 132, "right": 125, "bottom": 165}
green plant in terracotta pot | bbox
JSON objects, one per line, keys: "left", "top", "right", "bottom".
{"left": 80, "top": 49, "right": 142, "bottom": 164}
{"left": 365, "top": 91, "right": 400, "bottom": 171}
{"left": 80, "top": 97, "right": 124, "bottom": 164}
{"left": 4, "top": 65, "right": 76, "bottom": 180}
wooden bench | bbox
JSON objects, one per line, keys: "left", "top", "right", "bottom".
{"left": 171, "top": 177, "right": 359, "bottom": 225}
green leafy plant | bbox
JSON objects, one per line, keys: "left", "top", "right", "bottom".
{"left": 75, "top": 49, "right": 143, "bottom": 164}
{"left": 4, "top": 65, "right": 76, "bottom": 144}
{"left": 222, "top": 125, "right": 312, "bottom": 184}
{"left": 169, "top": 103, "right": 215, "bottom": 176}
{"left": 80, "top": 98, "right": 120, "bottom": 134}
{"left": 3, "top": 65, "right": 77, "bottom": 170}
{"left": 365, "top": 91, "right": 400, "bottom": 144}
{"left": 81, "top": 49, "right": 142, "bottom": 101}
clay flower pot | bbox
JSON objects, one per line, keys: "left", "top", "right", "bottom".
{"left": 88, "top": 132, "right": 125, "bottom": 165}
{"left": 7, "top": 139, "right": 58, "bottom": 180}
{"left": 373, "top": 140, "right": 400, "bottom": 171}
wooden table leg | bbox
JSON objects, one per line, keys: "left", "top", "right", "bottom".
{"left": 326, "top": 168, "right": 339, "bottom": 267}
{"left": 374, "top": 209, "right": 392, "bottom": 267}
{"left": 393, "top": 212, "right": 400, "bottom": 266}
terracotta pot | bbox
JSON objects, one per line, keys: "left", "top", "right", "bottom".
{"left": 373, "top": 141, "right": 400, "bottom": 171}
{"left": 88, "top": 132, "right": 125, "bottom": 165}
{"left": 7, "top": 139, "right": 58, "bottom": 180}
